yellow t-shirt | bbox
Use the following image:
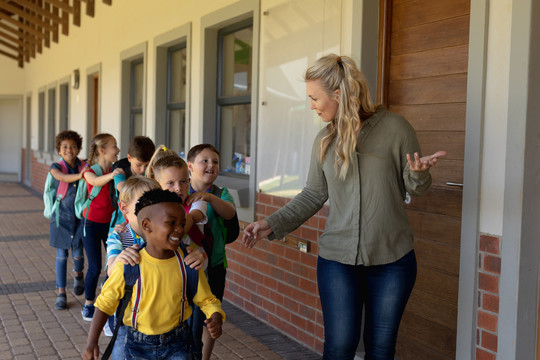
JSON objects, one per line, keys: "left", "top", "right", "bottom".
{"left": 95, "top": 248, "right": 225, "bottom": 335}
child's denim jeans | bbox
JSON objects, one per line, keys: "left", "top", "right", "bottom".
{"left": 125, "top": 322, "right": 191, "bottom": 360}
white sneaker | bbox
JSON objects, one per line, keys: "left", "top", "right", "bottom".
{"left": 103, "top": 322, "right": 114, "bottom": 337}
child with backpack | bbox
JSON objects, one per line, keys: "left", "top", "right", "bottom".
{"left": 80, "top": 133, "right": 124, "bottom": 322}
{"left": 109, "top": 136, "right": 156, "bottom": 229}
{"left": 43, "top": 130, "right": 88, "bottom": 310}
{"left": 186, "top": 144, "right": 240, "bottom": 360}
{"left": 82, "top": 189, "right": 225, "bottom": 360}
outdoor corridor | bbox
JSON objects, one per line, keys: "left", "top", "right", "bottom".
{"left": 0, "top": 182, "right": 319, "bottom": 360}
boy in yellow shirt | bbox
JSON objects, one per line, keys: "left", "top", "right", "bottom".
{"left": 83, "top": 189, "right": 224, "bottom": 360}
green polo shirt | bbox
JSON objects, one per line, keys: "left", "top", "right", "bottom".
{"left": 266, "top": 106, "right": 431, "bottom": 266}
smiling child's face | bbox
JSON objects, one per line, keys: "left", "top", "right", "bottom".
{"left": 139, "top": 202, "right": 186, "bottom": 259}
{"left": 155, "top": 166, "right": 190, "bottom": 202}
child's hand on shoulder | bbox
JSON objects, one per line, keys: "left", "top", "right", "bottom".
{"left": 117, "top": 244, "right": 141, "bottom": 266}
{"left": 205, "top": 312, "right": 223, "bottom": 339}
{"left": 113, "top": 221, "right": 128, "bottom": 234}
{"left": 186, "top": 191, "right": 212, "bottom": 205}
{"left": 111, "top": 168, "right": 125, "bottom": 177}
{"left": 184, "top": 246, "right": 206, "bottom": 270}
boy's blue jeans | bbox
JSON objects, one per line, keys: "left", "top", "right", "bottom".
{"left": 124, "top": 322, "right": 192, "bottom": 360}
{"left": 55, "top": 245, "right": 84, "bottom": 289}
{"left": 317, "top": 250, "right": 417, "bottom": 360}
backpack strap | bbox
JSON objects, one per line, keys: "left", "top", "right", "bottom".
{"left": 51, "top": 160, "right": 70, "bottom": 228}
{"left": 82, "top": 164, "right": 104, "bottom": 236}
{"left": 101, "top": 244, "right": 144, "bottom": 360}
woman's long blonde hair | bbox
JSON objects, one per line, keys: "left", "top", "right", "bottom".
{"left": 87, "top": 133, "right": 114, "bottom": 166}
{"left": 305, "top": 54, "right": 376, "bottom": 179}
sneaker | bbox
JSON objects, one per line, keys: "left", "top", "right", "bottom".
{"left": 54, "top": 293, "right": 67, "bottom": 310}
{"left": 103, "top": 321, "right": 113, "bottom": 337}
{"left": 73, "top": 274, "right": 84, "bottom": 296}
{"left": 81, "top": 304, "right": 95, "bottom": 322}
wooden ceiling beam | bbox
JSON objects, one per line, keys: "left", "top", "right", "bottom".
{"left": 85, "top": 0, "right": 95, "bottom": 17}
{"left": 43, "top": 0, "right": 74, "bottom": 14}
{"left": 0, "top": 1, "right": 56, "bottom": 32}
{"left": 0, "top": 21, "right": 37, "bottom": 44}
{"left": 0, "top": 37, "right": 20, "bottom": 52}
{"left": 0, "top": 12, "right": 45, "bottom": 38}
{"left": 0, "top": 48, "right": 18, "bottom": 60}
{"left": 13, "top": 0, "right": 62, "bottom": 24}
{"left": 73, "top": 0, "right": 81, "bottom": 26}
{"left": 0, "top": 32, "right": 32, "bottom": 56}
{"left": 103, "top": 0, "right": 112, "bottom": 5}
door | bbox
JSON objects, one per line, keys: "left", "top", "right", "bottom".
{"left": 0, "top": 97, "right": 23, "bottom": 182}
{"left": 379, "top": 0, "right": 470, "bottom": 358}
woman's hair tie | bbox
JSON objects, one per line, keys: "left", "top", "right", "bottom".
{"left": 336, "top": 56, "right": 344, "bottom": 70}
{"left": 162, "top": 146, "right": 167, "bottom": 151}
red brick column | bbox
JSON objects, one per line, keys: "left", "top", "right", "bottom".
{"left": 476, "top": 234, "right": 501, "bottom": 360}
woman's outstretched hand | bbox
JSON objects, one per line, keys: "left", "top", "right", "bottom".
{"left": 242, "top": 220, "right": 273, "bottom": 248}
{"left": 407, "top": 151, "right": 447, "bottom": 172}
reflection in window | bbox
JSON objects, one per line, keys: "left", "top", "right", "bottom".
{"left": 130, "top": 59, "right": 143, "bottom": 139}
{"left": 167, "top": 45, "right": 187, "bottom": 156}
{"left": 217, "top": 20, "right": 253, "bottom": 176}
{"left": 47, "top": 88, "right": 56, "bottom": 152}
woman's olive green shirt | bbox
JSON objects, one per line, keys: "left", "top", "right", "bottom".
{"left": 266, "top": 107, "right": 431, "bottom": 266}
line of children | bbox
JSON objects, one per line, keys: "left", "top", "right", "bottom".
{"left": 80, "top": 133, "right": 125, "bottom": 321}
{"left": 186, "top": 144, "right": 238, "bottom": 360}
{"left": 109, "top": 136, "right": 155, "bottom": 230}
{"left": 83, "top": 189, "right": 225, "bottom": 360}
{"left": 45, "top": 130, "right": 87, "bottom": 310}
{"left": 45, "top": 130, "right": 238, "bottom": 359}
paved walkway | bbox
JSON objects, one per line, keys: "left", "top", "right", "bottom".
{"left": 0, "top": 182, "right": 320, "bottom": 360}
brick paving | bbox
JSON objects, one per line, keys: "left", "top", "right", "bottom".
{"left": 0, "top": 182, "right": 320, "bottom": 360}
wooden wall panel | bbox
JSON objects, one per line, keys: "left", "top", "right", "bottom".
{"left": 406, "top": 288, "right": 458, "bottom": 330}
{"left": 399, "top": 311, "right": 456, "bottom": 358}
{"left": 416, "top": 131, "right": 465, "bottom": 160}
{"left": 407, "top": 210, "right": 461, "bottom": 247}
{"left": 406, "top": 187, "right": 462, "bottom": 217}
{"left": 414, "top": 238, "right": 460, "bottom": 275}
{"left": 390, "top": 104, "right": 466, "bottom": 132}
{"left": 391, "top": 15, "right": 470, "bottom": 55}
{"left": 390, "top": 45, "right": 468, "bottom": 80}
{"left": 389, "top": 75, "right": 468, "bottom": 105}
{"left": 392, "top": 0, "right": 470, "bottom": 30}
{"left": 427, "top": 159, "right": 464, "bottom": 187}
{"left": 414, "top": 265, "right": 459, "bottom": 304}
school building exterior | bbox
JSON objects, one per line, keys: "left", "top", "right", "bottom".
{"left": 0, "top": 0, "right": 539, "bottom": 359}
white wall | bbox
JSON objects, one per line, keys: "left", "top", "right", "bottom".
{"left": 0, "top": 56, "right": 24, "bottom": 95}
{"left": 478, "top": 0, "right": 512, "bottom": 235}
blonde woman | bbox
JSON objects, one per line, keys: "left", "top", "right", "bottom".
{"left": 242, "top": 54, "right": 445, "bottom": 360}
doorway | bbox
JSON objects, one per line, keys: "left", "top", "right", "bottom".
{"left": 0, "top": 97, "right": 23, "bottom": 182}
{"left": 378, "top": 0, "right": 470, "bottom": 358}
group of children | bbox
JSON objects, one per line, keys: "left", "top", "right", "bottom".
{"left": 44, "top": 130, "right": 239, "bottom": 359}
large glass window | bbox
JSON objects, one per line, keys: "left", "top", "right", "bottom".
{"left": 217, "top": 20, "right": 253, "bottom": 176}
{"left": 167, "top": 45, "right": 187, "bottom": 156}
{"left": 130, "top": 59, "right": 144, "bottom": 139}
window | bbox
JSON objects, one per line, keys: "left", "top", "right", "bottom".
{"left": 121, "top": 43, "right": 146, "bottom": 153}
{"left": 166, "top": 44, "right": 187, "bottom": 156}
{"left": 59, "top": 83, "right": 69, "bottom": 131}
{"left": 38, "top": 91, "right": 45, "bottom": 151}
{"left": 47, "top": 88, "right": 56, "bottom": 152}
{"left": 217, "top": 20, "right": 253, "bottom": 176}
{"left": 130, "top": 59, "right": 144, "bottom": 139}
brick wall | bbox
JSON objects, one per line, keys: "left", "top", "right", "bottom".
{"left": 476, "top": 234, "right": 501, "bottom": 360}
{"left": 224, "top": 192, "right": 327, "bottom": 354}
{"left": 30, "top": 151, "right": 50, "bottom": 193}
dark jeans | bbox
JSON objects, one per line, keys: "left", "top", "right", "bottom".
{"left": 189, "top": 264, "right": 226, "bottom": 360}
{"left": 81, "top": 219, "right": 108, "bottom": 301}
{"left": 125, "top": 322, "right": 191, "bottom": 360}
{"left": 317, "top": 250, "right": 417, "bottom": 360}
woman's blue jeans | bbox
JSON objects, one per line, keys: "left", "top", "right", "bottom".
{"left": 55, "top": 245, "right": 84, "bottom": 289}
{"left": 317, "top": 250, "right": 417, "bottom": 360}
{"left": 81, "top": 219, "right": 108, "bottom": 301}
